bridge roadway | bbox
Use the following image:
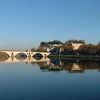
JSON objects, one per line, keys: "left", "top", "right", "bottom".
{"left": 0, "top": 50, "right": 50, "bottom": 57}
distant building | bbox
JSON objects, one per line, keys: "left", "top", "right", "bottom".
{"left": 51, "top": 44, "right": 62, "bottom": 47}
{"left": 71, "top": 42, "right": 84, "bottom": 50}
{"left": 41, "top": 43, "right": 63, "bottom": 52}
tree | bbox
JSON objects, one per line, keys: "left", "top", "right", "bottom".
{"left": 31, "top": 48, "right": 36, "bottom": 52}
{"left": 78, "top": 45, "right": 89, "bottom": 55}
{"left": 40, "top": 40, "right": 63, "bottom": 47}
{"left": 78, "top": 45, "right": 99, "bottom": 55}
{"left": 96, "top": 45, "right": 100, "bottom": 55}
{"left": 36, "top": 48, "right": 46, "bottom": 52}
{"left": 65, "top": 40, "right": 85, "bottom": 44}
{"left": 40, "top": 42, "right": 48, "bottom": 46}
{"left": 47, "top": 40, "right": 63, "bottom": 44}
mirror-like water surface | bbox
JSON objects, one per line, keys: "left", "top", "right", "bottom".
{"left": 0, "top": 57, "right": 100, "bottom": 100}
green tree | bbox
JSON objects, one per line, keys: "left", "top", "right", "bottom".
{"left": 40, "top": 40, "right": 63, "bottom": 46}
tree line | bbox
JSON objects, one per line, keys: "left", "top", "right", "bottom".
{"left": 31, "top": 40, "right": 100, "bottom": 56}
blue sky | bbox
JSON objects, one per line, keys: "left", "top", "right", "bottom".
{"left": 0, "top": 0, "right": 100, "bottom": 50}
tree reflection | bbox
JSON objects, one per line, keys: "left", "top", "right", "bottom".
{"left": 31, "top": 59, "right": 100, "bottom": 73}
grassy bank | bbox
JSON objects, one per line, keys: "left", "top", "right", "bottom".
{"left": 48, "top": 55, "right": 100, "bottom": 59}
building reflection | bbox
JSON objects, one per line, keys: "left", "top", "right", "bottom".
{"left": 0, "top": 56, "right": 100, "bottom": 73}
{"left": 31, "top": 59, "right": 100, "bottom": 73}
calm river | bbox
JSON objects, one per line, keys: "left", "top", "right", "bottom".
{"left": 0, "top": 57, "right": 100, "bottom": 100}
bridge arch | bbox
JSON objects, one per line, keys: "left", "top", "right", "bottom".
{"left": 15, "top": 53, "right": 27, "bottom": 60}
{"left": 33, "top": 53, "right": 43, "bottom": 57}
{"left": 0, "top": 52, "right": 10, "bottom": 61}
{"left": 1, "top": 51, "right": 12, "bottom": 57}
{"left": 0, "top": 51, "right": 50, "bottom": 58}
{"left": 32, "top": 52, "right": 50, "bottom": 58}
{"left": 33, "top": 53, "right": 43, "bottom": 60}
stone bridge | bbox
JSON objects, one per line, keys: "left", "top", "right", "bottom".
{"left": 0, "top": 50, "right": 50, "bottom": 57}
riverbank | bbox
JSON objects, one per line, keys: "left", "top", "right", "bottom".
{"left": 48, "top": 55, "right": 100, "bottom": 59}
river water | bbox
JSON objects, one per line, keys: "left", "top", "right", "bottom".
{"left": 0, "top": 58, "right": 100, "bottom": 100}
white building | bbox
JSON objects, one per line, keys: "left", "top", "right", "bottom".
{"left": 71, "top": 42, "right": 84, "bottom": 50}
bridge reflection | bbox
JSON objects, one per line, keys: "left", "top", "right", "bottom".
{"left": 0, "top": 56, "right": 50, "bottom": 63}
{"left": 0, "top": 57, "right": 100, "bottom": 73}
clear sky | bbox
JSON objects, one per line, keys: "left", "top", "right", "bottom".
{"left": 0, "top": 0, "right": 100, "bottom": 50}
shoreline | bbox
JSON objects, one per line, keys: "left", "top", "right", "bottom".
{"left": 48, "top": 55, "right": 100, "bottom": 59}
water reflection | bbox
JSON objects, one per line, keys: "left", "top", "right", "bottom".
{"left": 0, "top": 57, "right": 100, "bottom": 100}
{"left": 0, "top": 56, "right": 100, "bottom": 73}
{"left": 0, "top": 56, "right": 50, "bottom": 63}
{"left": 32, "top": 58, "right": 100, "bottom": 73}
